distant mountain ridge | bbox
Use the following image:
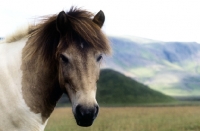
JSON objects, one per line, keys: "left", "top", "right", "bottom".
{"left": 103, "top": 36, "right": 200, "bottom": 96}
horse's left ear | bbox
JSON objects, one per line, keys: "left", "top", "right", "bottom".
{"left": 93, "top": 10, "right": 105, "bottom": 28}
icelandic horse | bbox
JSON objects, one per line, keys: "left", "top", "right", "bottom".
{"left": 0, "top": 7, "right": 111, "bottom": 131}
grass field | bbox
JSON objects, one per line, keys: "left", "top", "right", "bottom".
{"left": 45, "top": 106, "right": 200, "bottom": 131}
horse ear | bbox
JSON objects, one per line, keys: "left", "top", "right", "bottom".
{"left": 93, "top": 10, "right": 105, "bottom": 28}
{"left": 56, "top": 11, "right": 67, "bottom": 35}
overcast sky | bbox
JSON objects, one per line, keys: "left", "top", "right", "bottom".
{"left": 1, "top": 0, "right": 200, "bottom": 42}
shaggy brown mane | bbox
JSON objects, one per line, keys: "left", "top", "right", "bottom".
{"left": 24, "top": 7, "right": 111, "bottom": 67}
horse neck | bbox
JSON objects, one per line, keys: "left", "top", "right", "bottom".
{"left": 21, "top": 45, "right": 63, "bottom": 122}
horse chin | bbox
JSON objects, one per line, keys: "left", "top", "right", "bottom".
{"left": 75, "top": 119, "right": 94, "bottom": 127}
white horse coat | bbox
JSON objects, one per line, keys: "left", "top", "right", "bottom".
{"left": 0, "top": 38, "right": 47, "bottom": 131}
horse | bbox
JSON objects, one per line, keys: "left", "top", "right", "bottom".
{"left": 0, "top": 7, "right": 111, "bottom": 131}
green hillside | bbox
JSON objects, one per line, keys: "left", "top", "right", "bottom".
{"left": 97, "top": 69, "right": 174, "bottom": 105}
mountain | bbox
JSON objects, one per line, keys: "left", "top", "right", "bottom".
{"left": 96, "top": 69, "right": 174, "bottom": 104}
{"left": 102, "top": 36, "right": 200, "bottom": 97}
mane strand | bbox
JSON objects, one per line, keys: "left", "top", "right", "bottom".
{"left": 26, "top": 15, "right": 59, "bottom": 64}
{"left": 4, "top": 25, "right": 30, "bottom": 43}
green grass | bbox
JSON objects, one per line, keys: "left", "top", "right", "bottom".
{"left": 45, "top": 106, "right": 200, "bottom": 131}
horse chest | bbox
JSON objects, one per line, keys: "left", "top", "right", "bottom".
{"left": 0, "top": 39, "right": 46, "bottom": 131}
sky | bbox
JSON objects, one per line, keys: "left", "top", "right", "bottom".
{"left": 1, "top": 0, "right": 200, "bottom": 43}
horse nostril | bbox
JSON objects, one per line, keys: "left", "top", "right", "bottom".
{"left": 76, "top": 105, "right": 84, "bottom": 117}
{"left": 94, "top": 105, "right": 99, "bottom": 117}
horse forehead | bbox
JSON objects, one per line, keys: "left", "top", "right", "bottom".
{"left": 66, "top": 44, "right": 95, "bottom": 58}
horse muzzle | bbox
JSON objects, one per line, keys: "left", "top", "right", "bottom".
{"left": 74, "top": 104, "right": 99, "bottom": 127}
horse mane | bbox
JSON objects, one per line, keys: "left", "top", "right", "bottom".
{"left": 23, "top": 7, "right": 111, "bottom": 68}
{"left": 4, "top": 25, "right": 30, "bottom": 43}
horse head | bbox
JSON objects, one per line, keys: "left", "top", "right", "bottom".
{"left": 55, "top": 9, "right": 110, "bottom": 127}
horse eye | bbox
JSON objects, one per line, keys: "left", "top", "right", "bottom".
{"left": 97, "top": 55, "right": 103, "bottom": 62}
{"left": 60, "top": 54, "right": 69, "bottom": 63}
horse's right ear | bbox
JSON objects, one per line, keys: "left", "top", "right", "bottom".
{"left": 56, "top": 11, "right": 67, "bottom": 35}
